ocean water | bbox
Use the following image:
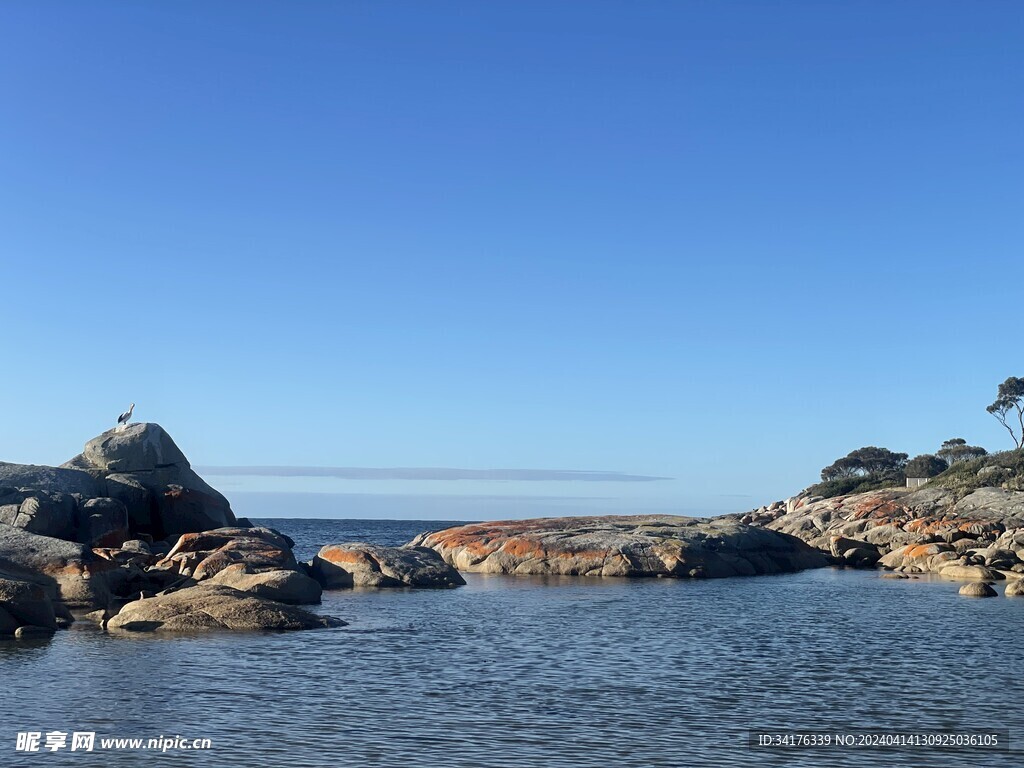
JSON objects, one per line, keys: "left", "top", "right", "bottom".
{"left": 1, "top": 517, "right": 1021, "bottom": 768}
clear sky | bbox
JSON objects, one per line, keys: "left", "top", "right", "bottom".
{"left": 1, "top": 2, "right": 1021, "bottom": 520}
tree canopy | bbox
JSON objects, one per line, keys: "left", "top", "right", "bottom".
{"left": 987, "top": 377, "right": 1024, "bottom": 450}
{"left": 821, "top": 446, "right": 909, "bottom": 482}
{"left": 936, "top": 438, "right": 987, "bottom": 465}
{"left": 905, "top": 454, "right": 949, "bottom": 479}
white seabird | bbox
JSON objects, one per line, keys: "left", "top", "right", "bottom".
{"left": 117, "top": 403, "right": 135, "bottom": 430}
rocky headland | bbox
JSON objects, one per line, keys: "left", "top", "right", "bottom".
{"left": 0, "top": 423, "right": 462, "bottom": 637}
{"left": 739, "top": 486, "right": 1024, "bottom": 595}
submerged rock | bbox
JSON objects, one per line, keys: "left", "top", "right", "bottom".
{"left": 409, "top": 515, "right": 828, "bottom": 578}
{"left": 1005, "top": 579, "right": 1024, "bottom": 597}
{"left": 310, "top": 544, "right": 466, "bottom": 589}
{"left": 106, "top": 584, "right": 344, "bottom": 632}
{"left": 14, "top": 625, "right": 56, "bottom": 638}
{"left": 959, "top": 582, "right": 997, "bottom": 598}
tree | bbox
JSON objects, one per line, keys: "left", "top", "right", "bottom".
{"left": 987, "top": 377, "right": 1024, "bottom": 450}
{"left": 820, "top": 446, "right": 908, "bottom": 482}
{"left": 905, "top": 454, "right": 948, "bottom": 479}
{"left": 820, "top": 456, "right": 865, "bottom": 481}
{"left": 845, "top": 446, "right": 909, "bottom": 475}
{"left": 936, "top": 438, "right": 988, "bottom": 465}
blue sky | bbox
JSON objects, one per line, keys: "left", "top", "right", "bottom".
{"left": 1, "top": 2, "right": 1021, "bottom": 519}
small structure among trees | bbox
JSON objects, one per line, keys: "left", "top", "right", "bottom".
{"left": 904, "top": 454, "right": 949, "bottom": 487}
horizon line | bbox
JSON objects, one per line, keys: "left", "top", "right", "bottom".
{"left": 196, "top": 466, "right": 673, "bottom": 482}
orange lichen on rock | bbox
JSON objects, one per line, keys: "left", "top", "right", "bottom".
{"left": 321, "top": 548, "right": 376, "bottom": 567}
{"left": 502, "top": 538, "right": 546, "bottom": 559}
{"left": 903, "top": 543, "right": 949, "bottom": 560}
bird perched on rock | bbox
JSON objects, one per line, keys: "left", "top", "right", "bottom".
{"left": 117, "top": 403, "right": 135, "bottom": 430}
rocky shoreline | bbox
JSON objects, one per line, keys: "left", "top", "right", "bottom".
{"left": 0, "top": 423, "right": 464, "bottom": 636}
{"left": 739, "top": 486, "right": 1024, "bottom": 596}
{"left": 4, "top": 424, "right": 1023, "bottom": 637}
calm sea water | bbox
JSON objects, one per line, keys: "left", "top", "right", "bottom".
{"left": 1, "top": 517, "right": 1021, "bottom": 768}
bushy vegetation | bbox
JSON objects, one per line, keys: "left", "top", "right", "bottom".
{"left": 929, "top": 451, "right": 1024, "bottom": 495}
{"left": 809, "top": 446, "right": 909, "bottom": 498}
{"left": 807, "top": 474, "right": 903, "bottom": 499}
{"left": 804, "top": 376, "right": 1024, "bottom": 500}
{"left": 809, "top": 449, "right": 1024, "bottom": 500}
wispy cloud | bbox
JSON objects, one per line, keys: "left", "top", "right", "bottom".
{"left": 196, "top": 466, "right": 672, "bottom": 482}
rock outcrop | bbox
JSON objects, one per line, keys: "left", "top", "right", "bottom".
{"left": 106, "top": 584, "right": 343, "bottom": 632}
{"left": 0, "top": 423, "right": 244, "bottom": 609}
{"left": 743, "top": 486, "right": 1024, "bottom": 581}
{"left": 0, "top": 462, "right": 103, "bottom": 498}
{"left": 0, "top": 524, "right": 111, "bottom": 608}
{"left": 63, "top": 423, "right": 236, "bottom": 538}
{"left": 0, "top": 423, "right": 363, "bottom": 630}
{"left": 0, "top": 576, "right": 59, "bottom": 634}
{"left": 408, "top": 515, "right": 828, "bottom": 578}
{"left": 310, "top": 544, "right": 466, "bottom": 588}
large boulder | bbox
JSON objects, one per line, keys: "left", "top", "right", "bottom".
{"left": 106, "top": 584, "right": 344, "bottom": 632}
{"left": 0, "top": 576, "right": 58, "bottom": 633}
{"left": 311, "top": 544, "right": 466, "bottom": 589}
{"left": 62, "top": 423, "right": 236, "bottom": 538}
{"left": 959, "top": 582, "right": 997, "bottom": 598}
{"left": 205, "top": 564, "right": 322, "bottom": 604}
{"left": 0, "top": 523, "right": 111, "bottom": 608}
{"left": 79, "top": 425, "right": 189, "bottom": 472}
{"left": 409, "top": 515, "right": 828, "bottom": 578}
{"left": 938, "top": 564, "right": 1002, "bottom": 581}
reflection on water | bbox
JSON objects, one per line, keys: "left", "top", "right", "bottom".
{"left": 1, "top": 519, "right": 1021, "bottom": 767}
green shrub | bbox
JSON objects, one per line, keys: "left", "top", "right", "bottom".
{"left": 930, "top": 450, "right": 1024, "bottom": 496}
{"left": 806, "top": 472, "right": 904, "bottom": 499}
